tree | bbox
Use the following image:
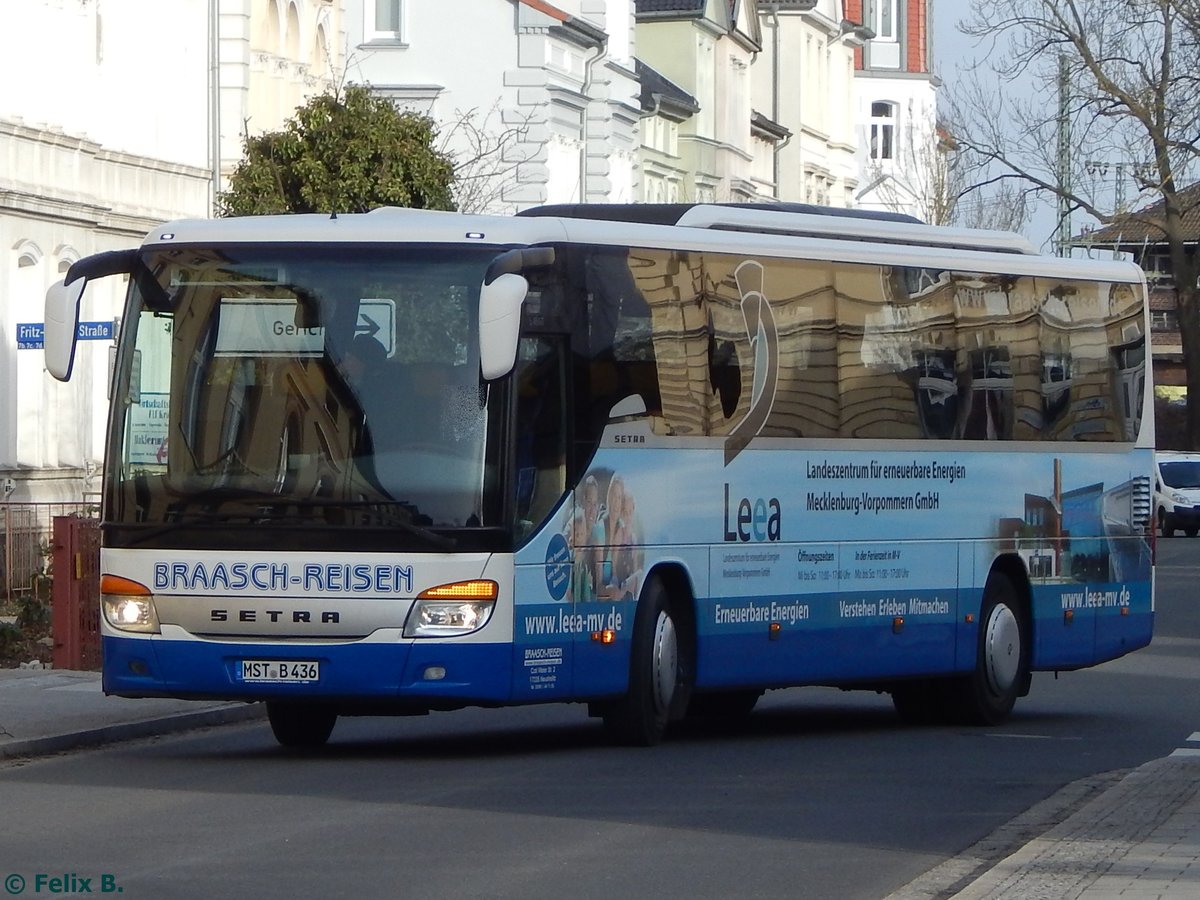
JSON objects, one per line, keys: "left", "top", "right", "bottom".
{"left": 866, "top": 119, "right": 1031, "bottom": 232}
{"left": 218, "top": 84, "right": 455, "bottom": 216}
{"left": 945, "top": 0, "right": 1200, "bottom": 446}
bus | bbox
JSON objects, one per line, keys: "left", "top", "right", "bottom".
{"left": 43, "top": 202, "right": 1155, "bottom": 747}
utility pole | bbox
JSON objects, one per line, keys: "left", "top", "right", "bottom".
{"left": 209, "top": 0, "right": 221, "bottom": 216}
{"left": 1055, "top": 54, "right": 1072, "bottom": 257}
{"left": 1086, "top": 160, "right": 1127, "bottom": 213}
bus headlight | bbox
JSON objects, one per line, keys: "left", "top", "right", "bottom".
{"left": 100, "top": 575, "right": 160, "bottom": 634}
{"left": 404, "top": 580, "right": 497, "bottom": 638}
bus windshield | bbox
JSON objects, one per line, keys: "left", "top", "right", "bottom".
{"left": 108, "top": 244, "right": 506, "bottom": 541}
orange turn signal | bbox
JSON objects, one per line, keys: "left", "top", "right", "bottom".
{"left": 100, "top": 574, "right": 151, "bottom": 595}
{"left": 418, "top": 580, "right": 498, "bottom": 601}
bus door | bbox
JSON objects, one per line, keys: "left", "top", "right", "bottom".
{"left": 510, "top": 333, "right": 576, "bottom": 699}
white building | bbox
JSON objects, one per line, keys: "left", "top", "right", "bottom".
{"left": 344, "top": 0, "right": 640, "bottom": 212}
{"left": 0, "top": 0, "right": 212, "bottom": 504}
{"left": 1, "top": 0, "right": 341, "bottom": 505}
{"left": 635, "top": 0, "right": 768, "bottom": 203}
{"left": 753, "top": 0, "right": 866, "bottom": 207}
{"left": 848, "top": 0, "right": 939, "bottom": 221}
{"left": 216, "top": 0, "right": 346, "bottom": 193}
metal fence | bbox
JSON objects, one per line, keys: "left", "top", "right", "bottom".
{"left": 1, "top": 502, "right": 99, "bottom": 604}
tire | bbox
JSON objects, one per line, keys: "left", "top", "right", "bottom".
{"left": 945, "top": 572, "right": 1029, "bottom": 725}
{"left": 267, "top": 701, "right": 338, "bottom": 748}
{"left": 1160, "top": 511, "right": 1175, "bottom": 538}
{"left": 602, "top": 577, "right": 692, "bottom": 746}
{"left": 687, "top": 689, "right": 762, "bottom": 719}
{"left": 1186, "top": 527, "right": 1199, "bottom": 538}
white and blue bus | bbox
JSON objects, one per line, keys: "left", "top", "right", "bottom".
{"left": 44, "top": 203, "right": 1154, "bottom": 747}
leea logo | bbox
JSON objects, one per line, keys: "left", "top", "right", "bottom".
{"left": 723, "top": 483, "right": 781, "bottom": 542}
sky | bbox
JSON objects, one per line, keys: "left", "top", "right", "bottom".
{"left": 928, "top": 3, "right": 1061, "bottom": 251}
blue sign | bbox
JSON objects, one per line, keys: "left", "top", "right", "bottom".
{"left": 16, "top": 321, "right": 114, "bottom": 350}
{"left": 16, "top": 323, "right": 43, "bottom": 350}
{"left": 78, "top": 321, "right": 115, "bottom": 341}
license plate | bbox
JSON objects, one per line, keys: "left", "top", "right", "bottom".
{"left": 240, "top": 660, "right": 320, "bottom": 683}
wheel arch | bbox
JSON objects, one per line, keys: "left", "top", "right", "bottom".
{"left": 642, "top": 561, "right": 697, "bottom": 649}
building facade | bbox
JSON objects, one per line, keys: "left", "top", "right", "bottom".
{"left": 216, "top": 0, "right": 346, "bottom": 194}
{"left": 0, "top": 0, "right": 340, "bottom": 505}
{"left": 345, "top": 0, "right": 640, "bottom": 213}
{"left": 1076, "top": 183, "right": 1200, "bottom": 393}
{"left": 1, "top": 0, "right": 212, "bottom": 504}
{"left": 753, "top": 0, "right": 866, "bottom": 207}
{"left": 845, "top": 0, "right": 938, "bottom": 220}
{"left": 636, "top": 0, "right": 769, "bottom": 203}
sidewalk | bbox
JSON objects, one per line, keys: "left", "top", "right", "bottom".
{"left": 945, "top": 753, "right": 1200, "bottom": 899}
{"left": 0, "top": 667, "right": 263, "bottom": 759}
{"left": 888, "top": 752, "right": 1200, "bottom": 900}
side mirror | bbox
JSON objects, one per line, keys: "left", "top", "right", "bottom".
{"left": 478, "top": 273, "right": 530, "bottom": 380}
{"left": 45, "top": 278, "right": 86, "bottom": 381}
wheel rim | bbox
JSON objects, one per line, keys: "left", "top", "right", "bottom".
{"left": 983, "top": 603, "right": 1021, "bottom": 697}
{"left": 651, "top": 610, "right": 679, "bottom": 713}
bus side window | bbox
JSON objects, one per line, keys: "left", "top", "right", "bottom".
{"left": 580, "top": 248, "right": 667, "bottom": 427}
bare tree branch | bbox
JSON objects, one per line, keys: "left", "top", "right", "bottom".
{"left": 437, "top": 102, "right": 537, "bottom": 215}
{"left": 951, "top": 0, "right": 1200, "bottom": 445}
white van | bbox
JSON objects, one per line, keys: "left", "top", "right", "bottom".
{"left": 1154, "top": 451, "right": 1200, "bottom": 536}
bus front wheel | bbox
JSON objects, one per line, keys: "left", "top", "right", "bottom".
{"left": 267, "top": 701, "right": 338, "bottom": 748}
{"left": 947, "top": 573, "right": 1029, "bottom": 725}
{"left": 601, "top": 577, "right": 692, "bottom": 746}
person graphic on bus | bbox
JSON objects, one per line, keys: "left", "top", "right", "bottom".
{"left": 610, "top": 487, "right": 643, "bottom": 599}
{"left": 568, "top": 507, "right": 595, "bottom": 603}
{"left": 595, "top": 473, "right": 642, "bottom": 600}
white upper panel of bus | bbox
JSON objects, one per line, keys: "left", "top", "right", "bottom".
{"left": 144, "top": 206, "right": 1146, "bottom": 286}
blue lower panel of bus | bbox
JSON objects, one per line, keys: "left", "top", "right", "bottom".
{"left": 1030, "top": 583, "right": 1153, "bottom": 670}
{"left": 693, "top": 590, "right": 963, "bottom": 689}
{"left": 101, "top": 636, "right": 513, "bottom": 704}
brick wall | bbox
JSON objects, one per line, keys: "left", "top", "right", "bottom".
{"left": 844, "top": 0, "right": 928, "bottom": 73}
{"left": 906, "top": 0, "right": 928, "bottom": 74}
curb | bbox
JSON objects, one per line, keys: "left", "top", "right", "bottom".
{"left": 947, "top": 755, "right": 1200, "bottom": 899}
{"left": 0, "top": 702, "right": 265, "bottom": 760}
{"left": 882, "top": 770, "right": 1125, "bottom": 900}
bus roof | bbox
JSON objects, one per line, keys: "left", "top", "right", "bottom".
{"left": 518, "top": 202, "right": 1041, "bottom": 256}
{"left": 142, "top": 205, "right": 1143, "bottom": 285}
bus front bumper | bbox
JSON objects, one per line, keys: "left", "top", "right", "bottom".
{"left": 101, "top": 635, "right": 513, "bottom": 706}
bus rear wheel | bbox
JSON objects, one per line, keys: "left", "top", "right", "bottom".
{"left": 602, "top": 577, "right": 692, "bottom": 746}
{"left": 946, "top": 572, "right": 1029, "bottom": 725}
{"left": 267, "top": 701, "right": 338, "bottom": 748}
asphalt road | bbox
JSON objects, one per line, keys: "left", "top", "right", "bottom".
{"left": 2, "top": 542, "right": 1197, "bottom": 900}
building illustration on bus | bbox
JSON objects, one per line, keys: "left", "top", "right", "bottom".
{"left": 42, "top": 202, "right": 1154, "bottom": 747}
